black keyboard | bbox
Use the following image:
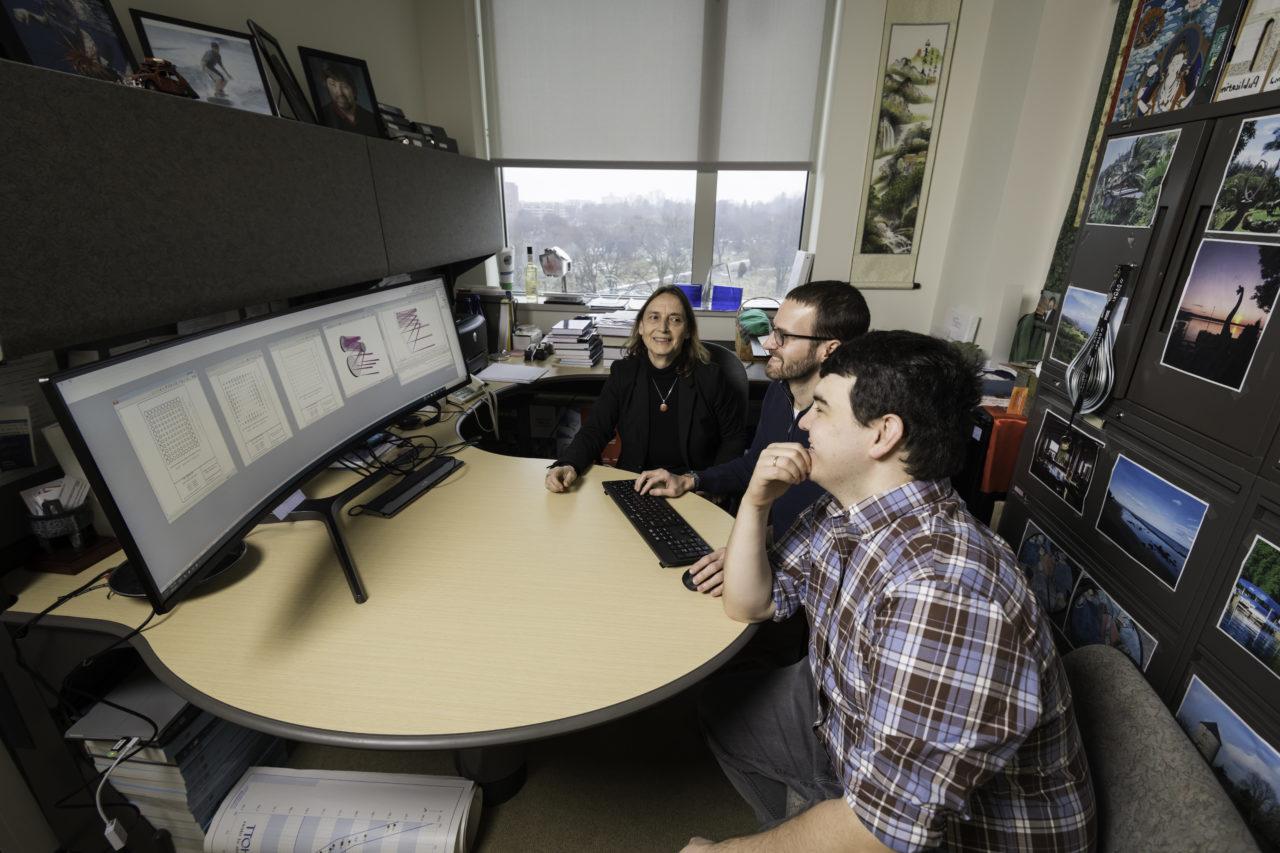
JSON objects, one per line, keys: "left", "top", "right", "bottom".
{"left": 602, "top": 479, "right": 712, "bottom": 567}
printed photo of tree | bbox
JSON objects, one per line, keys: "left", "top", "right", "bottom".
{"left": 860, "top": 23, "right": 948, "bottom": 256}
{"left": 1209, "top": 113, "right": 1280, "bottom": 234}
{"left": 1085, "top": 129, "right": 1181, "bottom": 227}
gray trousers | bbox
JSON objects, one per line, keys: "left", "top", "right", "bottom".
{"left": 699, "top": 657, "right": 844, "bottom": 827}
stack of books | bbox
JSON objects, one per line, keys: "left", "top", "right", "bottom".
{"left": 548, "top": 317, "right": 603, "bottom": 367}
{"left": 594, "top": 311, "right": 635, "bottom": 364}
{"left": 67, "top": 672, "right": 286, "bottom": 853}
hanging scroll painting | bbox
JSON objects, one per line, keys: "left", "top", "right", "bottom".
{"left": 850, "top": 0, "right": 960, "bottom": 289}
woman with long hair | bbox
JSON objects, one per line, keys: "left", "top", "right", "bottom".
{"left": 544, "top": 285, "right": 746, "bottom": 492}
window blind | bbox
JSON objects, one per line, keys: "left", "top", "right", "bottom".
{"left": 485, "top": 0, "right": 828, "bottom": 166}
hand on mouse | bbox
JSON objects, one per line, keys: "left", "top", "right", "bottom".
{"left": 686, "top": 547, "right": 725, "bottom": 596}
{"left": 544, "top": 465, "right": 577, "bottom": 493}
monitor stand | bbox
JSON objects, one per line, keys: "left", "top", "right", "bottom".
{"left": 108, "top": 541, "right": 249, "bottom": 598}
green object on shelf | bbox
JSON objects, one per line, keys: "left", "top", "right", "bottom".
{"left": 736, "top": 308, "right": 772, "bottom": 337}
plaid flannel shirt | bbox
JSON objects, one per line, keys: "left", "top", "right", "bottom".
{"left": 770, "top": 480, "right": 1095, "bottom": 852}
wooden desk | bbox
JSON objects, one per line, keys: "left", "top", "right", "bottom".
{"left": 2, "top": 447, "right": 752, "bottom": 750}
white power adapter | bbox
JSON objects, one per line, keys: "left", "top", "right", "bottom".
{"left": 103, "top": 817, "right": 128, "bottom": 850}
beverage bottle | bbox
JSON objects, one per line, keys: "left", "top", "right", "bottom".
{"left": 524, "top": 246, "right": 540, "bottom": 298}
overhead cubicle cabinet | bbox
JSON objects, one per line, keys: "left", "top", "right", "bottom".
{"left": 997, "top": 491, "right": 1181, "bottom": 698}
{"left": 1039, "top": 122, "right": 1213, "bottom": 405}
{"left": 1125, "top": 109, "right": 1280, "bottom": 462}
{"left": 0, "top": 59, "right": 502, "bottom": 358}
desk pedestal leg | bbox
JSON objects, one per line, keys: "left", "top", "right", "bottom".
{"left": 455, "top": 745, "right": 527, "bottom": 804}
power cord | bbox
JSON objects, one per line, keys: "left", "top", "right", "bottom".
{"left": 96, "top": 737, "right": 141, "bottom": 850}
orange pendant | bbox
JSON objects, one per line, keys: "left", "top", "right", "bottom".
{"left": 659, "top": 403, "right": 669, "bottom": 412}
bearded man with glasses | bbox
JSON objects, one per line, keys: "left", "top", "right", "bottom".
{"left": 634, "top": 281, "right": 870, "bottom": 603}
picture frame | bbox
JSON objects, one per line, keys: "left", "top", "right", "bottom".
{"left": 0, "top": 0, "right": 135, "bottom": 82}
{"left": 297, "top": 46, "right": 385, "bottom": 139}
{"left": 246, "top": 19, "right": 315, "bottom": 123}
{"left": 130, "top": 10, "right": 275, "bottom": 116}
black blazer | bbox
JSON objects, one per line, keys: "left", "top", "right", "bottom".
{"left": 556, "top": 356, "right": 747, "bottom": 475}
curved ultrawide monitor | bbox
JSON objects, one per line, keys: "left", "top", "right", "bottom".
{"left": 42, "top": 278, "right": 469, "bottom": 612}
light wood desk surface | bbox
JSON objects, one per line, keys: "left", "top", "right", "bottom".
{"left": 4, "top": 445, "right": 753, "bottom": 749}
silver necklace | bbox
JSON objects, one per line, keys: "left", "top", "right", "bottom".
{"left": 652, "top": 377, "right": 677, "bottom": 412}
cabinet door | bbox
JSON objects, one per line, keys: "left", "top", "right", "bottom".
{"left": 1194, "top": 479, "right": 1280, "bottom": 705}
{"left": 1128, "top": 110, "right": 1280, "bottom": 457}
{"left": 1040, "top": 123, "right": 1212, "bottom": 404}
{"left": 999, "top": 494, "right": 1181, "bottom": 696}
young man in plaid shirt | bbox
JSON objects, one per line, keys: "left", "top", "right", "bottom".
{"left": 687, "top": 331, "right": 1095, "bottom": 852}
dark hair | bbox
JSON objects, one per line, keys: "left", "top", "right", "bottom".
{"left": 322, "top": 62, "right": 355, "bottom": 88}
{"left": 819, "top": 331, "right": 980, "bottom": 480}
{"left": 785, "top": 280, "right": 871, "bottom": 341}
{"left": 624, "top": 285, "right": 709, "bottom": 375}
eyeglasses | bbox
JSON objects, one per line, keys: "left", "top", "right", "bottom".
{"left": 764, "top": 328, "right": 831, "bottom": 346}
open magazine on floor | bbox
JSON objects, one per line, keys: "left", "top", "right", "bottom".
{"left": 203, "top": 767, "right": 481, "bottom": 853}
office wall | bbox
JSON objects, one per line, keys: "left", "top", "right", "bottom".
{"left": 808, "top": 0, "right": 1119, "bottom": 353}
{"left": 106, "top": 0, "right": 429, "bottom": 122}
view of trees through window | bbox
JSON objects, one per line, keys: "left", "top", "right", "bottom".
{"left": 503, "top": 168, "right": 806, "bottom": 305}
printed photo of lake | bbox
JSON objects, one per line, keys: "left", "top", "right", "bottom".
{"left": 1176, "top": 676, "right": 1280, "bottom": 849}
{"left": 1050, "top": 287, "right": 1130, "bottom": 366}
{"left": 1095, "top": 454, "right": 1208, "bottom": 590}
{"left": 1219, "top": 534, "right": 1280, "bottom": 681}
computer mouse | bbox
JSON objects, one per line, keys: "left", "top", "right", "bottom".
{"left": 681, "top": 569, "right": 699, "bottom": 592}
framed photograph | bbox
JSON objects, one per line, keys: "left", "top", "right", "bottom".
{"left": 1176, "top": 676, "right": 1280, "bottom": 849}
{"left": 1050, "top": 287, "right": 1131, "bottom": 366}
{"left": 1015, "top": 520, "right": 1081, "bottom": 629}
{"left": 0, "top": 0, "right": 135, "bottom": 81}
{"left": 298, "top": 46, "right": 385, "bottom": 138}
{"left": 1085, "top": 129, "right": 1181, "bottom": 228}
{"left": 1095, "top": 453, "right": 1209, "bottom": 591}
{"left": 1063, "top": 573, "right": 1159, "bottom": 671}
{"left": 247, "top": 19, "right": 315, "bottom": 123}
{"left": 1218, "top": 534, "right": 1280, "bottom": 681}
{"left": 131, "top": 11, "right": 274, "bottom": 116}
{"left": 1159, "top": 238, "right": 1276, "bottom": 391}
{"left": 1028, "top": 410, "right": 1103, "bottom": 514}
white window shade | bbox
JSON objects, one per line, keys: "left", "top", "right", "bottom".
{"left": 486, "top": 0, "right": 828, "bottom": 166}
{"left": 487, "top": 0, "right": 705, "bottom": 162}
{"left": 718, "top": 0, "right": 827, "bottom": 164}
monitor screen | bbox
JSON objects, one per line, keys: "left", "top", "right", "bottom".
{"left": 43, "top": 278, "right": 468, "bottom": 612}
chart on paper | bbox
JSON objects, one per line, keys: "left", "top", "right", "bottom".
{"left": 202, "top": 767, "right": 481, "bottom": 853}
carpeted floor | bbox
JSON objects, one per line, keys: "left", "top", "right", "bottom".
{"left": 287, "top": 686, "right": 758, "bottom": 852}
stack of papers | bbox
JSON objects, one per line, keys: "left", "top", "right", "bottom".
{"left": 20, "top": 475, "right": 88, "bottom": 516}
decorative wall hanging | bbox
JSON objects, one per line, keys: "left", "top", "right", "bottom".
{"left": 849, "top": 0, "right": 960, "bottom": 289}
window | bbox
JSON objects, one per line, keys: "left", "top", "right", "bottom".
{"left": 503, "top": 168, "right": 696, "bottom": 296}
{"left": 713, "top": 171, "right": 808, "bottom": 302}
{"left": 483, "top": 0, "right": 831, "bottom": 309}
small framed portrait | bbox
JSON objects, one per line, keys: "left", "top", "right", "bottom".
{"left": 246, "top": 19, "right": 315, "bottom": 123}
{"left": 298, "top": 46, "right": 385, "bottom": 138}
{"left": 131, "top": 11, "right": 275, "bottom": 116}
{"left": 0, "top": 0, "right": 135, "bottom": 82}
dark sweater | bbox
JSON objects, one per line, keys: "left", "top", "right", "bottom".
{"left": 555, "top": 355, "right": 746, "bottom": 475}
{"left": 695, "top": 379, "right": 826, "bottom": 536}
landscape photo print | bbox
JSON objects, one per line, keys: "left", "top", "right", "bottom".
{"left": 1160, "top": 238, "right": 1277, "bottom": 391}
{"left": 1209, "top": 113, "right": 1280, "bottom": 234}
{"left": 1050, "top": 287, "right": 1130, "bottom": 366}
{"left": 1095, "top": 453, "right": 1208, "bottom": 590}
{"left": 1085, "top": 129, "right": 1181, "bottom": 228}
{"left": 1218, "top": 534, "right": 1280, "bottom": 681}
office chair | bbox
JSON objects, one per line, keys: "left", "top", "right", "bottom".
{"left": 704, "top": 342, "right": 749, "bottom": 415}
